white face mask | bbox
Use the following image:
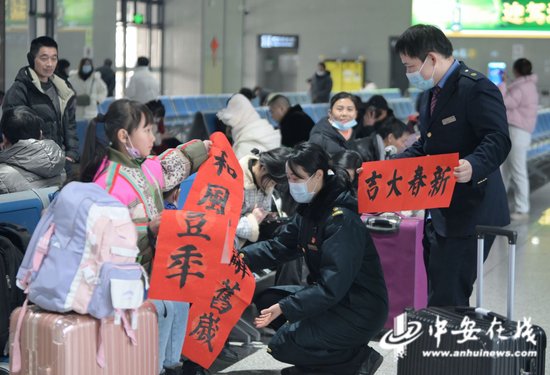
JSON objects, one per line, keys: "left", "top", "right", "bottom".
{"left": 288, "top": 174, "right": 318, "bottom": 203}
{"left": 406, "top": 58, "right": 436, "bottom": 91}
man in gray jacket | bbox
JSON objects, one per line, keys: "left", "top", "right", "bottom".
{"left": 0, "top": 106, "right": 65, "bottom": 194}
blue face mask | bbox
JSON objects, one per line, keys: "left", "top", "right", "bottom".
{"left": 81, "top": 64, "right": 93, "bottom": 74}
{"left": 289, "top": 174, "right": 318, "bottom": 203}
{"left": 331, "top": 119, "right": 357, "bottom": 131}
{"left": 406, "top": 58, "right": 436, "bottom": 91}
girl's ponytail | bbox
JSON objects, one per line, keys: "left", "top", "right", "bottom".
{"left": 79, "top": 116, "right": 109, "bottom": 182}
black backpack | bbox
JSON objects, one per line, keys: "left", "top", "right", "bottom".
{"left": 0, "top": 223, "right": 29, "bottom": 356}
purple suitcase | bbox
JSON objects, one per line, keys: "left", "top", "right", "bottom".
{"left": 362, "top": 213, "right": 427, "bottom": 329}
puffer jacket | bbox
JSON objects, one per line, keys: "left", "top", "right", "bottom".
{"left": 309, "top": 117, "right": 358, "bottom": 157}
{"left": 499, "top": 74, "right": 539, "bottom": 133}
{"left": 3, "top": 67, "right": 79, "bottom": 161}
{"left": 0, "top": 139, "right": 65, "bottom": 194}
{"left": 217, "top": 94, "right": 281, "bottom": 159}
{"left": 68, "top": 71, "right": 108, "bottom": 120}
{"left": 93, "top": 140, "right": 208, "bottom": 272}
{"left": 354, "top": 132, "right": 385, "bottom": 161}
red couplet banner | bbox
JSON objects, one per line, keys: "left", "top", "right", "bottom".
{"left": 183, "top": 132, "right": 244, "bottom": 264}
{"left": 149, "top": 132, "right": 254, "bottom": 369}
{"left": 148, "top": 210, "right": 228, "bottom": 300}
{"left": 182, "top": 247, "right": 255, "bottom": 367}
{"left": 358, "top": 153, "right": 459, "bottom": 213}
{"left": 148, "top": 211, "right": 255, "bottom": 368}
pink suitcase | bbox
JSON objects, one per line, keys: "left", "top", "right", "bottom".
{"left": 363, "top": 213, "right": 427, "bottom": 329}
{"left": 9, "top": 302, "right": 158, "bottom": 375}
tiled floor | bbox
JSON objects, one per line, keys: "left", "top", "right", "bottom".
{"left": 211, "top": 183, "right": 550, "bottom": 374}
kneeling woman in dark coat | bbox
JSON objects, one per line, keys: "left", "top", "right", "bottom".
{"left": 240, "top": 143, "right": 388, "bottom": 375}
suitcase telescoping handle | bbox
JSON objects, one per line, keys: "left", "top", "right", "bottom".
{"left": 475, "top": 225, "right": 517, "bottom": 320}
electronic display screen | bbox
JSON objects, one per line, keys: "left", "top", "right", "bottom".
{"left": 487, "top": 62, "right": 506, "bottom": 85}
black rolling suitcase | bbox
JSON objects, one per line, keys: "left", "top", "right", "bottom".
{"left": 396, "top": 226, "right": 546, "bottom": 375}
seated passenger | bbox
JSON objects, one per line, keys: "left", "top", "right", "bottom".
{"left": 146, "top": 99, "right": 179, "bottom": 156}
{"left": 217, "top": 93, "right": 281, "bottom": 159}
{"left": 355, "top": 118, "right": 411, "bottom": 161}
{"left": 240, "top": 142, "right": 388, "bottom": 375}
{"left": 267, "top": 94, "right": 314, "bottom": 148}
{"left": 331, "top": 149, "right": 363, "bottom": 190}
{"left": 236, "top": 147, "right": 307, "bottom": 287}
{"left": 308, "top": 92, "right": 361, "bottom": 157}
{"left": 0, "top": 106, "right": 65, "bottom": 194}
{"left": 236, "top": 147, "right": 291, "bottom": 248}
{"left": 356, "top": 95, "right": 397, "bottom": 139}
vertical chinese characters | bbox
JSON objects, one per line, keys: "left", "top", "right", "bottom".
{"left": 166, "top": 244, "right": 205, "bottom": 288}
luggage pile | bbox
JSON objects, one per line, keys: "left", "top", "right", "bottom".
{"left": 5, "top": 182, "right": 157, "bottom": 375}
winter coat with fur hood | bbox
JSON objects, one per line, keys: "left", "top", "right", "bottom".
{"left": 217, "top": 94, "right": 281, "bottom": 159}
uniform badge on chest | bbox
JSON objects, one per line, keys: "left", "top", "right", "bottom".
{"left": 442, "top": 115, "right": 457, "bottom": 125}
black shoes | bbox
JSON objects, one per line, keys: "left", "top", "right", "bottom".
{"left": 163, "top": 364, "right": 183, "bottom": 375}
{"left": 356, "top": 348, "right": 383, "bottom": 375}
{"left": 181, "top": 361, "right": 210, "bottom": 375}
{"left": 279, "top": 347, "right": 383, "bottom": 375}
{"left": 280, "top": 366, "right": 319, "bottom": 375}
{"left": 218, "top": 345, "right": 240, "bottom": 361}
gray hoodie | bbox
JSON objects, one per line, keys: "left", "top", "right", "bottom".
{"left": 0, "top": 139, "right": 65, "bottom": 194}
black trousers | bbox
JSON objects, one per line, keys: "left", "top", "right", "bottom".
{"left": 255, "top": 287, "right": 373, "bottom": 374}
{"left": 423, "top": 220, "right": 495, "bottom": 307}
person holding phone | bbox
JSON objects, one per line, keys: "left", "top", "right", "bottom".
{"left": 356, "top": 95, "right": 396, "bottom": 139}
{"left": 235, "top": 147, "right": 291, "bottom": 248}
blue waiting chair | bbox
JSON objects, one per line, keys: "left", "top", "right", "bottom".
{"left": 0, "top": 187, "right": 59, "bottom": 233}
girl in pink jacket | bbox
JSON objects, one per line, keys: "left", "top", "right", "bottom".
{"left": 79, "top": 99, "right": 210, "bottom": 375}
{"left": 499, "top": 58, "right": 539, "bottom": 220}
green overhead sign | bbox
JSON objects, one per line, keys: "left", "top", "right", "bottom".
{"left": 412, "top": 0, "right": 550, "bottom": 34}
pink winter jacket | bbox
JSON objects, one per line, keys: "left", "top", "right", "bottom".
{"left": 499, "top": 74, "right": 539, "bottom": 133}
{"left": 94, "top": 140, "right": 208, "bottom": 270}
